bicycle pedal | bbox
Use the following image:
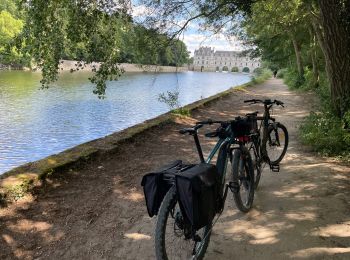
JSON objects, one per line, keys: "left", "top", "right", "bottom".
{"left": 270, "top": 164, "right": 280, "bottom": 172}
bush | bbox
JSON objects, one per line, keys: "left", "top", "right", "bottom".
{"left": 242, "top": 67, "right": 250, "bottom": 73}
{"left": 276, "top": 68, "right": 287, "bottom": 78}
{"left": 231, "top": 66, "right": 239, "bottom": 72}
{"left": 251, "top": 68, "right": 272, "bottom": 84}
{"left": 283, "top": 68, "right": 305, "bottom": 89}
{"left": 300, "top": 111, "right": 350, "bottom": 157}
{"left": 172, "top": 108, "right": 190, "bottom": 116}
{"left": 253, "top": 67, "right": 263, "bottom": 76}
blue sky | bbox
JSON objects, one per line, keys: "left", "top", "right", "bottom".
{"left": 131, "top": 3, "right": 244, "bottom": 56}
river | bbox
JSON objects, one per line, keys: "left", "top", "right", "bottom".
{"left": 0, "top": 71, "right": 250, "bottom": 174}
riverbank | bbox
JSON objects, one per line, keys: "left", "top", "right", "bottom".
{"left": 1, "top": 78, "right": 349, "bottom": 259}
{"left": 0, "top": 79, "right": 252, "bottom": 205}
{"left": 58, "top": 61, "right": 188, "bottom": 73}
{"left": 0, "top": 61, "right": 188, "bottom": 73}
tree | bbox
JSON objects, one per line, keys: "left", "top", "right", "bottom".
{"left": 317, "top": 0, "right": 350, "bottom": 116}
{"left": 0, "top": 10, "right": 24, "bottom": 65}
{"left": 18, "top": 0, "right": 350, "bottom": 114}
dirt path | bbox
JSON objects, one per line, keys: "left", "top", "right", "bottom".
{"left": 1, "top": 79, "right": 349, "bottom": 259}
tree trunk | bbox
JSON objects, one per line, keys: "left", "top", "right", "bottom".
{"left": 309, "top": 27, "right": 319, "bottom": 88}
{"left": 291, "top": 34, "right": 304, "bottom": 76}
{"left": 318, "top": 0, "right": 350, "bottom": 116}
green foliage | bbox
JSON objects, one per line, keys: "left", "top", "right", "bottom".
{"left": 0, "top": 10, "right": 24, "bottom": 65}
{"left": 0, "top": 1, "right": 188, "bottom": 95}
{"left": 283, "top": 68, "right": 305, "bottom": 89}
{"left": 300, "top": 111, "right": 350, "bottom": 158}
{"left": 231, "top": 66, "right": 239, "bottom": 72}
{"left": 242, "top": 67, "right": 250, "bottom": 73}
{"left": 158, "top": 91, "right": 180, "bottom": 110}
{"left": 158, "top": 90, "right": 190, "bottom": 116}
{"left": 251, "top": 68, "right": 272, "bottom": 84}
{"left": 172, "top": 108, "right": 191, "bottom": 116}
{"left": 276, "top": 68, "right": 287, "bottom": 78}
{"left": 222, "top": 66, "right": 228, "bottom": 71}
{"left": 252, "top": 67, "right": 262, "bottom": 75}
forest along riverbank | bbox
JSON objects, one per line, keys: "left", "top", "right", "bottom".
{"left": 1, "top": 78, "right": 349, "bottom": 259}
{"left": 0, "top": 71, "right": 250, "bottom": 174}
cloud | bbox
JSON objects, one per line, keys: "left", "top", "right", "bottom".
{"left": 183, "top": 32, "right": 245, "bottom": 56}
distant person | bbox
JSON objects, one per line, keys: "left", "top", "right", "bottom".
{"left": 273, "top": 70, "right": 278, "bottom": 78}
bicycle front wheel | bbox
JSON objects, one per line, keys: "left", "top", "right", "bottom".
{"left": 155, "top": 186, "right": 211, "bottom": 260}
{"left": 248, "top": 142, "right": 262, "bottom": 190}
{"left": 265, "top": 123, "right": 289, "bottom": 164}
{"left": 231, "top": 147, "right": 255, "bottom": 213}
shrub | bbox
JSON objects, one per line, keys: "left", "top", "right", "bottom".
{"left": 253, "top": 67, "right": 263, "bottom": 76}
{"left": 300, "top": 111, "right": 350, "bottom": 157}
{"left": 283, "top": 69, "right": 305, "bottom": 89}
{"left": 231, "top": 66, "right": 239, "bottom": 72}
{"left": 242, "top": 67, "right": 250, "bottom": 73}
{"left": 276, "top": 68, "right": 287, "bottom": 78}
{"left": 157, "top": 90, "right": 191, "bottom": 116}
{"left": 251, "top": 68, "right": 272, "bottom": 84}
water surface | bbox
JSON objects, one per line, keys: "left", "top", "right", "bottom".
{"left": 0, "top": 71, "right": 250, "bottom": 173}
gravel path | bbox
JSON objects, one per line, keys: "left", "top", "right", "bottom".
{"left": 1, "top": 78, "right": 349, "bottom": 259}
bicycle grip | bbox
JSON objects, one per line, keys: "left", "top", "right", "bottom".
{"left": 244, "top": 99, "right": 255, "bottom": 103}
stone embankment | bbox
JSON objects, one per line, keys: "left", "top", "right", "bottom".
{"left": 47, "top": 60, "right": 188, "bottom": 73}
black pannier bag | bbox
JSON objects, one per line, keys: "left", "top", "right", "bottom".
{"left": 175, "top": 163, "right": 218, "bottom": 230}
{"left": 141, "top": 160, "right": 183, "bottom": 217}
{"left": 231, "top": 117, "right": 257, "bottom": 137}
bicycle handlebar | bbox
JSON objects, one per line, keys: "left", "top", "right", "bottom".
{"left": 179, "top": 124, "right": 203, "bottom": 135}
{"left": 244, "top": 99, "right": 284, "bottom": 107}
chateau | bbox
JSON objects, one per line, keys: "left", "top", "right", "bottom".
{"left": 193, "top": 47, "right": 261, "bottom": 73}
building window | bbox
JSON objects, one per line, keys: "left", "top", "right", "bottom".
{"left": 246, "top": 63, "right": 247, "bottom": 66}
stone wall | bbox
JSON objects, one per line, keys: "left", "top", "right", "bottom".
{"left": 57, "top": 60, "right": 188, "bottom": 73}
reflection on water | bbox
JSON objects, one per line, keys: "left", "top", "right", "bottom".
{"left": 0, "top": 71, "right": 250, "bottom": 173}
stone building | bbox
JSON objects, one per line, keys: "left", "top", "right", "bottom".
{"left": 193, "top": 47, "right": 261, "bottom": 72}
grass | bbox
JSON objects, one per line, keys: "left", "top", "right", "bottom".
{"left": 280, "top": 67, "right": 350, "bottom": 162}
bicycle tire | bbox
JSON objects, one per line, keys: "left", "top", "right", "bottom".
{"left": 265, "top": 123, "right": 289, "bottom": 164}
{"left": 248, "top": 142, "right": 262, "bottom": 190}
{"left": 231, "top": 147, "right": 255, "bottom": 213}
{"left": 155, "top": 186, "right": 211, "bottom": 260}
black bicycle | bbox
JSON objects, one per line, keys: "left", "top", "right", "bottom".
{"left": 153, "top": 118, "right": 255, "bottom": 259}
{"left": 244, "top": 99, "right": 289, "bottom": 189}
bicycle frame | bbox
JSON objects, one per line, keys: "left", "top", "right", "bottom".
{"left": 192, "top": 129, "right": 241, "bottom": 205}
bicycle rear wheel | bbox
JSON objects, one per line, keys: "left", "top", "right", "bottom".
{"left": 265, "top": 123, "right": 289, "bottom": 164}
{"left": 155, "top": 186, "right": 211, "bottom": 260}
{"left": 231, "top": 147, "right": 255, "bottom": 213}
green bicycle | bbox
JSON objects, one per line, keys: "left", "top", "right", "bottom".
{"left": 154, "top": 117, "right": 255, "bottom": 259}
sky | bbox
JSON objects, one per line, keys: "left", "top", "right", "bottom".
{"left": 131, "top": 3, "right": 244, "bottom": 57}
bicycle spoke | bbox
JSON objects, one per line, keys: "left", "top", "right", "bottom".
{"left": 163, "top": 203, "right": 208, "bottom": 260}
